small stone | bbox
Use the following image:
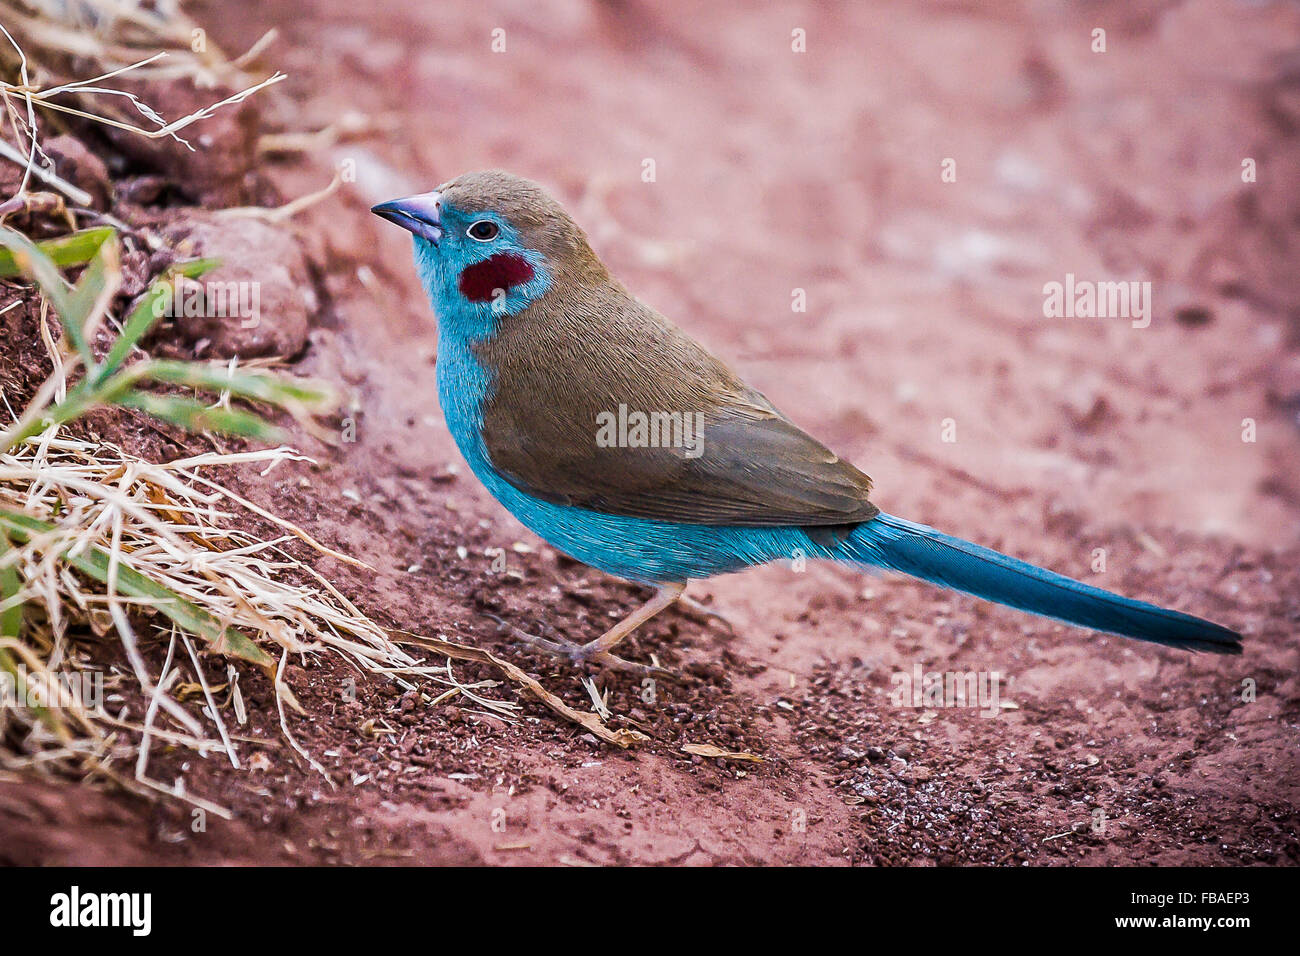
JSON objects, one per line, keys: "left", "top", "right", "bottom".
{"left": 44, "top": 135, "right": 111, "bottom": 209}
{"left": 1174, "top": 304, "right": 1213, "bottom": 328}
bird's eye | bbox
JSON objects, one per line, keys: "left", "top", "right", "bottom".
{"left": 467, "top": 220, "right": 499, "bottom": 242}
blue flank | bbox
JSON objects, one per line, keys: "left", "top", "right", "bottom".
{"left": 412, "top": 220, "right": 1241, "bottom": 655}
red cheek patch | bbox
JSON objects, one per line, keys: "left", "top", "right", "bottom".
{"left": 459, "top": 253, "right": 536, "bottom": 303}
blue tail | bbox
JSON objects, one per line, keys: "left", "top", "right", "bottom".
{"left": 840, "top": 513, "right": 1241, "bottom": 654}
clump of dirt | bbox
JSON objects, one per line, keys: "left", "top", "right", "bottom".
{"left": 143, "top": 212, "right": 318, "bottom": 359}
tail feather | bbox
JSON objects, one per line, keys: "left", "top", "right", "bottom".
{"left": 842, "top": 513, "right": 1241, "bottom": 654}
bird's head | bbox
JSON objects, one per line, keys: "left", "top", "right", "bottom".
{"left": 373, "top": 170, "right": 604, "bottom": 337}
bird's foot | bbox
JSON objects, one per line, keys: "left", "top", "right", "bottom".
{"left": 484, "top": 612, "right": 569, "bottom": 653}
{"left": 485, "top": 613, "right": 676, "bottom": 680}
{"left": 574, "top": 644, "right": 677, "bottom": 680}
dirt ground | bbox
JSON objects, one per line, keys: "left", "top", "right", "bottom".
{"left": 2, "top": 0, "right": 1298, "bottom": 866}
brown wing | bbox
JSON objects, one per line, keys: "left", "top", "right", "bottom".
{"left": 486, "top": 387, "right": 877, "bottom": 527}
{"left": 474, "top": 283, "right": 879, "bottom": 528}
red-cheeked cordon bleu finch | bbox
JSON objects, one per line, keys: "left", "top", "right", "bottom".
{"left": 372, "top": 170, "right": 1241, "bottom": 674}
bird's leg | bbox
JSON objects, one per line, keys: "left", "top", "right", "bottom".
{"left": 571, "top": 581, "right": 686, "bottom": 674}
{"left": 502, "top": 582, "right": 686, "bottom": 678}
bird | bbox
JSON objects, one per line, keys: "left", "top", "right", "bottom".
{"left": 372, "top": 170, "right": 1241, "bottom": 674}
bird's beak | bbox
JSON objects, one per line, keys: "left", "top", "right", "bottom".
{"left": 371, "top": 191, "right": 444, "bottom": 245}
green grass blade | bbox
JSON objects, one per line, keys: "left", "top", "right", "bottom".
{"left": 0, "top": 227, "right": 125, "bottom": 371}
{"left": 0, "top": 389, "right": 97, "bottom": 454}
{"left": 61, "top": 235, "right": 122, "bottom": 372}
{"left": 94, "top": 258, "right": 220, "bottom": 381}
{"left": 0, "top": 529, "right": 24, "bottom": 640}
{"left": 0, "top": 529, "right": 64, "bottom": 733}
{"left": 133, "top": 360, "right": 336, "bottom": 411}
{"left": 0, "top": 226, "right": 84, "bottom": 356}
{"left": 0, "top": 510, "right": 274, "bottom": 668}
{"left": 0, "top": 227, "right": 114, "bottom": 277}
{"left": 113, "top": 390, "right": 285, "bottom": 441}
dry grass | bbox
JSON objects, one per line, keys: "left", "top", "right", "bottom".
{"left": 0, "top": 0, "right": 284, "bottom": 212}
{"left": 0, "top": 390, "right": 536, "bottom": 811}
{"left": 0, "top": 0, "right": 411, "bottom": 810}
